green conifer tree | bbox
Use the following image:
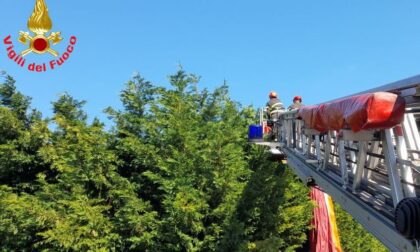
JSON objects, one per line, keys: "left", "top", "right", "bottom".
{"left": 0, "top": 72, "right": 390, "bottom": 251}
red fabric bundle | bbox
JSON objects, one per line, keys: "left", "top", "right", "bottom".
{"left": 310, "top": 187, "right": 342, "bottom": 252}
{"left": 297, "top": 92, "right": 405, "bottom": 132}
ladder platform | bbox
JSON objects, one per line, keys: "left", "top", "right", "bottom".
{"left": 253, "top": 141, "right": 284, "bottom": 148}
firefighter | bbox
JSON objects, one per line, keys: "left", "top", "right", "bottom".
{"left": 266, "top": 91, "right": 285, "bottom": 141}
{"left": 288, "top": 96, "right": 303, "bottom": 110}
{"left": 266, "top": 91, "right": 285, "bottom": 120}
{"left": 288, "top": 95, "right": 304, "bottom": 147}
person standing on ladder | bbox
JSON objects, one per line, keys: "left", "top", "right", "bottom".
{"left": 288, "top": 95, "right": 304, "bottom": 110}
{"left": 288, "top": 95, "right": 304, "bottom": 147}
{"left": 266, "top": 91, "right": 285, "bottom": 140}
{"left": 266, "top": 91, "right": 285, "bottom": 119}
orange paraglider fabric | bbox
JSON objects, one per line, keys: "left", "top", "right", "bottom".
{"left": 310, "top": 187, "right": 342, "bottom": 252}
{"left": 298, "top": 92, "right": 405, "bottom": 132}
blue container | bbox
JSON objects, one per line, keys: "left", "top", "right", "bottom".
{"left": 248, "top": 125, "right": 263, "bottom": 141}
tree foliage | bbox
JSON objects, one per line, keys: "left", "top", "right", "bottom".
{"left": 0, "top": 72, "right": 386, "bottom": 251}
{"left": 335, "top": 203, "right": 388, "bottom": 252}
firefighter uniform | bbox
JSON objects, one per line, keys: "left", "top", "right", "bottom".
{"left": 288, "top": 101, "right": 303, "bottom": 110}
{"left": 266, "top": 98, "right": 285, "bottom": 120}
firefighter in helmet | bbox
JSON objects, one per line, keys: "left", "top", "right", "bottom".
{"left": 266, "top": 91, "right": 285, "bottom": 120}
{"left": 288, "top": 96, "right": 303, "bottom": 110}
{"left": 265, "top": 91, "right": 284, "bottom": 141}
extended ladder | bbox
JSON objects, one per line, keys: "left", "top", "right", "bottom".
{"left": 254, "top": 74, "right": 420, "bottom": 252}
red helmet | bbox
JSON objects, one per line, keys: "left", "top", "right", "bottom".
{"left": 269, "top": 91, "right": 278, "bottom": 98}
{"left": 293, "top": 96, "right": 302, "bottom": 102}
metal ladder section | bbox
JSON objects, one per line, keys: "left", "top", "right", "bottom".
{"left": 267, "top": 75, "right": 420, "bottom": 252}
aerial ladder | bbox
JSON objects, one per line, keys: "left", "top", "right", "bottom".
{"left": 249, "top": 74, "right": 420, "bottom": 252}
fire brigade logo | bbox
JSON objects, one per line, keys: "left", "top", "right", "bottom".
{"left": 19, "top": 0, "right": 62, "bottom": 57}
{"left": 3, "top": 0, "right": 77, "bottom": 72}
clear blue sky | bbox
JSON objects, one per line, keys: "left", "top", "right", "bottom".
{"left": 1, "top": 1, "right": 420, "bottom": 124}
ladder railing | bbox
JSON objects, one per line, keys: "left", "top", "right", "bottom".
{"left": 272, "top": 109, "right": 419, "bottom": 205}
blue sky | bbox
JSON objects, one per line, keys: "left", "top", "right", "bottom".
{"left": 1, "top": 1, "right": 420, "bottom": 124}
